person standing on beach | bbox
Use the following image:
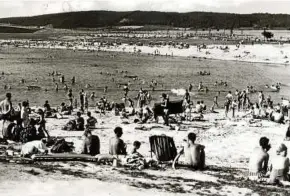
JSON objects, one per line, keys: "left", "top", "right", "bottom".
{"left": 0, "top": 93, "right": 13, "bottom": 121}
{"left": 224, "top": 91, "right": 233, "bottom": 117}
{"left": 210, "top": 96, "right": 219, "bottom": 112}
{"left": 67, "top": 89, "right": 74, "bottom": 109}
{"left": 258, "top": 91, "right": 265, "bottom": 108}
{"left": 79, "top": 89, "right": 85, "bottom": 111}
{"left": 161, "top": 93, "right": 169, "bottom": 126}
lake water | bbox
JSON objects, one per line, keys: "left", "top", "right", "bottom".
{"left": 0, "top": 47, "right": 289, "bottom": 108}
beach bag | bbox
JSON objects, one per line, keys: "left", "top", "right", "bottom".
{"left": 149, "top": 135, "right": 177, "bottom": 162}
{"left": 51, "top": 139, "right": 73, "bottom": 153}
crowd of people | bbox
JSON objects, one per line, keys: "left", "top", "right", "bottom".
{"left": 0, "top": 71, "right": 289, "bottom": 185}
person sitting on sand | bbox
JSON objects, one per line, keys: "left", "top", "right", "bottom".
{"left": 109, "top": 127, "right": 127, "bottom": 156}
{"left": 281, "top": 98, "right": 290, "bottom": 117}
{"left": 268, "top": 144, "right": 289, "bottom": 184}
{"left": 174, "top": 132, "right": 205, "bottom": 170}
{"left": 86, "top": 111, "right": 97, "bottom": 128}
{"left": 260, "top": 105, "right": 268, "bottom": 119}
{"left": 82, "top": 128, "right": 100, "bottom": 156}
{"left": 141, "top": 106, "right": 154, "bottom": 123}
{"left": 36, "top": 109, "right": 50, "bottom": 139}
{"left": 194, "top": 101, "right": 202, "bottom": 114}
{"left": 125, "top": 141, "right": 147, "bottom": 170}
{"left": 248, "top": 137, "right": 271, "bottom": 181}
{"left": 200, "top": 101, "right": 206, "bottom": 112}
{"left": 198, "top": 82, "right": 203, "bottom": 91}
{"left": 271, "top": 109, "right": 285, "bottom": 124}
{"left": 43, "top": 100, "right": 56, "bottom": 118}
{"left": 76, "top": 112, "right": 85, "bottom": 131}
{"left": 21, "top": 138, "right": 48, "bottom": 158}
{"left": 59, "top": 102, "right": 72, "bottom": 115}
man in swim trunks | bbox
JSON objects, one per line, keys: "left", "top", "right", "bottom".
{"left": 161, "top": 93, "right": 169, "bottom": 126}
{"left": 248, "top": 137, "right": 271, "bottom": 181}
{"left": 67, "top": 89, "right": 74, "bottom": 109}
{"left": 0, "top": 93, "right": 13, "bottom": 121}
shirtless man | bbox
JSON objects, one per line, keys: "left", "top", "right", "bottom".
{"left": 67, "top": 89, "right": 74, "bottom": 108}
{"left": 173, "top": 132, "right": 205, "bottom": 170}
{"left": 161, "top": 93, "right": 169, "bottom": 126}
{"left": 248, "top": 137, "right": 271, "bottom": 181}
{"left": 184, "top": 89, "right": 190, "bottom": 104}
{"left": 258, "top": 91, "right": 265, "bottom": 108}
{"left": 0, "top": 93, "right": 12, "bottom": 121}
{"left": 109, "top": 127, "right": 127, "bottom": 155}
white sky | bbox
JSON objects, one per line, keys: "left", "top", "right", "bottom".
{"left": 0, "top": 0, "right": 290, "bottom": 18}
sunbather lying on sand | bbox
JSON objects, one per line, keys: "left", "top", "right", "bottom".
{"left": 21, "top": 138, "right": 48, "bottom": 158}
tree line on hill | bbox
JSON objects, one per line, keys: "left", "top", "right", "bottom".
{"left": 1, "top": 11, "right": 290, "bottom": 30}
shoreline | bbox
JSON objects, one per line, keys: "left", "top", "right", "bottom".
{"left": 1, "top": 39, "right": 290, "bottom": 65}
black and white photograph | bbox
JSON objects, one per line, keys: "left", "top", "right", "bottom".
{"left": 0, "top": 0, "right": 290, "bottom": 195}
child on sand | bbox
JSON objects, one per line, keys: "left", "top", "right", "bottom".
{"left": 126, "top": 141, "right": 146, "bottom": 170}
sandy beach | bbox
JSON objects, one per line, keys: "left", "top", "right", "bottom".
{"left": 0, "top": 106, "right": 290, "bottom": 196}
